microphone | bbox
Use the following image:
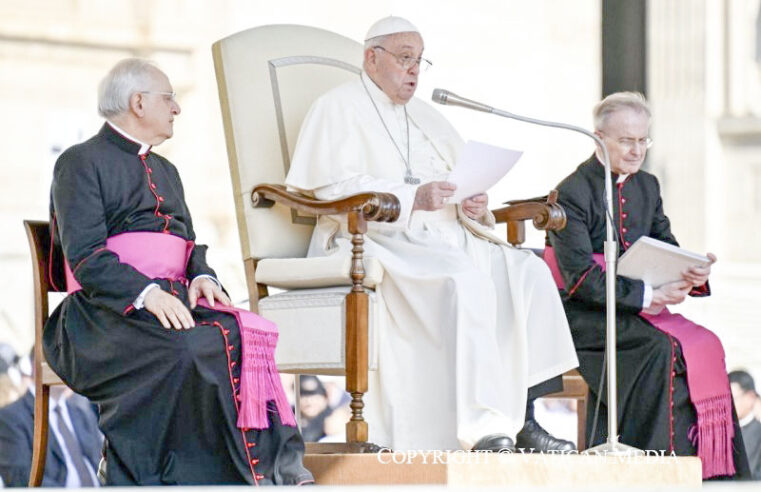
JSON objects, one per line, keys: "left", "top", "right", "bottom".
{"left": 432, "top": 88, "right": 597, "bottom": 135}
{"left": 431, "top": 87, "right": 634, "bottom": 456}
{"left": 431, "top": 89, "right": 493, "bottom": 113}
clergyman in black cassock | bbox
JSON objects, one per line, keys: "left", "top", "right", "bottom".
{"left": 547, "top": 92, "right": 749, "bottom": 479}
{"left": 43, "top": 58, "right": 313, "bottom": 486}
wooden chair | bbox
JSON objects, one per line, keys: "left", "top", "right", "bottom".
{"left": 213, "top": 24, "right": 587, "bottom": 451}
{"left": 213, "top": 24, "right": 402, "bottom": 452}
{"left": 23, "top": 220, "right": 68, "bottom": 486}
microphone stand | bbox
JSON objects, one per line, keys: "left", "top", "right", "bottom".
{"left": 432, "top": 89, "right": 642, "bottom": 456}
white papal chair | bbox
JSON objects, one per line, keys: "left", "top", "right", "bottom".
{"left": 212, "top": 24, "right": 578, "bottom": 452}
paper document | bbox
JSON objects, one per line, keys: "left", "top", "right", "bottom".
{"left": 447, "top": 140, "right": 523, "bottom": 203}
{"left": 617, "top": 236, "right": 711, "bottom": 288}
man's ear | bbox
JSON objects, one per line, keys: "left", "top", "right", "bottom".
{"left": 593, "top": 130, "right": 605, "bottom": 152}
{"left": 363, "top": 47, "right": 376, "bottom": 73}
{"left": 129, "top": 92, "right": 145, "bottom": 118}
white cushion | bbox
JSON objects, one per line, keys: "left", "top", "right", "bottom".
{"left": 261, "top": 287, "right": 381, "bottom": 374}
{"left": 255, "top": 255, "right": 383, "bottom": 289}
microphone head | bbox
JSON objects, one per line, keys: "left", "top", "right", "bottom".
{"left": 432, "top": 88, "right": 449, "bottom": 105}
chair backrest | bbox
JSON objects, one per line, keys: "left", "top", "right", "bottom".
{"left": 23, "top": 220, "right": 66, "bottom": 382}
{"left": 23, "top": 220, "right": 67, "bottom": 487}
{"left": 213, "top": 25, "right": 363, "bottom": 261}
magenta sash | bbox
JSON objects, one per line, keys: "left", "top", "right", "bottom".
{"left": 65, "top": 232, "right": 193, "bottom": 292}
{"left": 65, "top": 232, "right": 296, "bottom": 430}
{"left": 544, "top": 246, "right": 734, "bottom": 478}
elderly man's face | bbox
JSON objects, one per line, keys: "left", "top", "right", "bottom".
{"left": 137, "top": 68, "right": 181, "bottom": 145}
{"left": 365, "top": 32, "right": 424, "bottom": 105}
{"left": 597, "top": 108, "right": 650, "bottom": 175}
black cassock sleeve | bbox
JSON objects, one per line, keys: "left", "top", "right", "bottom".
{"left": 548, "top": 176, "right": 646, "bottom": 313}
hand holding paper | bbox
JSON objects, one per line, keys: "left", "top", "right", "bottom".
{"left": 461, "top": 193, "right": 489, "bottom": 220}
{"left": 682, "top": 252, "right": 716, "bottom": 287}
{"left": 447, "top": 140, "right": 523, "bottom": 203}
{"left": 412, "top": 181, "right": 457, "bottom": 211}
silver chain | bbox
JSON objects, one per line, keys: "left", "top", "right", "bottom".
{"left": 360, "top": 75, "right": 420, "bottom": 185}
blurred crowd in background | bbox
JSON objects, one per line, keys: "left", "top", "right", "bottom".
{"left": 0, "top": 343, "right": 31, "bottom": 408}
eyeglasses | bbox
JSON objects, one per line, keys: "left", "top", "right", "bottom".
{"left": 373, "top": 46, "right": 432, "bottom": 72}
{"left": 601, "top": 133, "right": 653, "bottom": 151}
{"left": 139, "top": 91, "right": 177, "bottom": 103}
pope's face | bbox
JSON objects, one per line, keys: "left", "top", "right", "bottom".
{"left": 596, "top": 108, "right": 650, "bottom": 175}
{"left": 365, "top": 32, "right": 424, "bottom": 105}
{"left": 138, "top": 69, "right": 181, "bottom": 145}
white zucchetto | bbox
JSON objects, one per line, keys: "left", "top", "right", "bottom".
{"left": 364, "top": 16, "right": 419, "bottom": 41}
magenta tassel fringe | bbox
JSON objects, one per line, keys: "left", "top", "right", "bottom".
{"left": 692, "top": 393, "right": 735, "bottom": 479}
{"left": 236, "top": 326, "right": 297, "bottom": 430}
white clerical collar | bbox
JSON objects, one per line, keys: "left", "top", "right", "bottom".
{"left": 616, "top": 173, "right": 629, "bottom": 184}
{"left": 361, "top": 71, "right": 397, "bottom": 107}
{"left": 107, "top": 121, "right": 151, "bottom": 155}
{"left": 740, "top": 413, "right": 755, "bottom": 427}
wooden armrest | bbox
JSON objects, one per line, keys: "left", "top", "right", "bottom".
{"left": 491, "top": 190, "right": 566, "bottom": 247}
{"left": 252, "top": 184, "right": 400, "bottom": 224}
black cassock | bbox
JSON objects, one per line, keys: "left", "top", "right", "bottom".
{"left": 44, "top": 123, "right": 313, "bottom": 485}
{"left": 548, "top": 155, "right": 749, "bottom": 478}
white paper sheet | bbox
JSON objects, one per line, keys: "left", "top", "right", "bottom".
{"left": 447, "top": 140, "right": 523, "bottom": 203}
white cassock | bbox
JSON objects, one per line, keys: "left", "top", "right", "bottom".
{"left": 286, "top": 72, "right": 578, "bottom": 450}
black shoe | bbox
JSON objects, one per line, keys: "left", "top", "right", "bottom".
{"left": 515, "top": 419, "right": 576, "bottom": 452}
{"left": 471, "top": 434, "right": 516, "bottom": 452}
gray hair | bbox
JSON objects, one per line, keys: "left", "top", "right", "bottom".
{"left": 593, "top": 91, "right": 651, "bottom": 131}
{"left": 364, "top": 34, "right": 391, "bottom": 51}
{"left": 363, "top": 35, "right": 391, "bottom": 71}
{"left": 97, "top": 58, "right": 159, "bottom": 118}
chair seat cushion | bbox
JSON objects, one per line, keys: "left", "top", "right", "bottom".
{"left": 260, "top": 287, "right": 381, "bottom": 374}
{"left": 255, "top": 255, "right": 383, "bottom": 289}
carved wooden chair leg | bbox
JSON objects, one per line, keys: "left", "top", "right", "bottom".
{"left": 346, "top": 212, "right": 369, "bottom": 445}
